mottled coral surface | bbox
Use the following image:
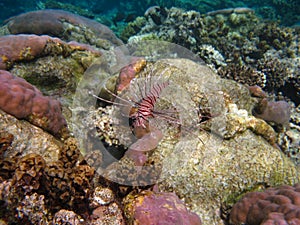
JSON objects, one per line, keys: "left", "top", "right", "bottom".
{"left": 4, "top": 9, "right": 123, "bottom": 47}
{"left": 0, "top": 34, "right": 49, "bottom": 70}
{"left": 124, "top": 190, "right": 202, "bottom": 225}
{"left": 0, "top": 34, "right": 101, "bottom": 70}
{"left": 0, "top": 70, "right": 67, "bottom": 138}
{"left": 229, "top": 184, "right": 300, "bottom": 225}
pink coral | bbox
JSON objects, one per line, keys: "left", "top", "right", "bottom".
{"left": 116, "top": 57, "right": 146, "bottom": 93}
{"left": 0, "top": 35, "right": 50, "bottom": 70}
{"left": 124, "top": 190, "right": 202, "bottom": 225}
{"left": 5, "top": 9, "right": 123, "bottom": 47}
{"left": 0, "top": 34, "right": 101, "bottom": 70}
{"left": 0, "top": 70, "right": 68, "bottom": 138}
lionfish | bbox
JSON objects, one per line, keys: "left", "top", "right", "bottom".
{"left": 90, "top": 58, "right": 211, "bottom": 166}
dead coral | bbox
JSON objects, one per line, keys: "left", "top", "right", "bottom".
{"left": 0, "top": 131, "right": 13, "bottom": 157}
{"left": 16, "top": 193, "right": 49, "bottom": 224}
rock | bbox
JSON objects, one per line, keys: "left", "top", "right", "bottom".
{"left": 0, "top": 109, "right": 61, "bottom": 163}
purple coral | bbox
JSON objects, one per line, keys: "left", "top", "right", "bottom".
{"left": 253, "top": 99, "right": 291, "bottom": 126}
{"left": 249, "top": 85, "right": 291, "bottom": 126}
{"left": 229, "top": 184, "right": 300, "bottom": 225}
{"left": 0, "top": 70, "right": 68, "bottom": 138}
{"left": 4, "top": 9, "right": 123, "bottom": 47}
{"left": 124, "top": 190, "right": 202, "bottom": 225}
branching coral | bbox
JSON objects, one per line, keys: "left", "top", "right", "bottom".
{"left": 218, "top": 64, "right": 266, "bottom": 87}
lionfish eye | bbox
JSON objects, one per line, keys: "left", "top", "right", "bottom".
{"left": 129, "top": 106, "right": 139, "bottom": 116}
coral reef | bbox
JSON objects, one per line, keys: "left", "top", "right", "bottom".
{"left": 0, "top": 70, "right": 68, "bottom": 138}
{"left": 218, "top": 64, "right": 266, "bottom": 88}
{"left": 83, "top": 57, "right": 299, "bottom": 224}
{"left": 88, "top": 184, "right": 124, "bottom": 225}
{"left": 0, "top": 131, "right": 13, "bottom": 157}
{"left": 16, "top": 193, "right": 49, "bottom": 224}
{"left": 124, "top": 7, "right": 299, "bottom": 106}
{"left": 123, "top": 190, "right": 202, "bottom": 225}
{"left": 0, "top": 5, "right": 299, "bottom": 224}
{"left": 0, "top": 136, "right": 97, "bottom": 224}
{"left": 0, "top": 34, "right": 102, "bottom": 114}
{"left": 229, "top": 183, "right": 300, "bottom": 225}
{"left": 0, "top": 34, "right": 50, "bottom": 70}
{"left": 0, "top": 108, "right": 63, "bottom": 163}
{"left": 0, "top": 34, "right": 101, "bottom": 70}
{"left": 14, "top": 153, "right": 46, "bottom": 193}
{"left": 44, "top": 137, "right": 95, "bottom": 214}
{"left": 42, "top": 0, "right": 95, "bottom": 19}
{"left": 53, "top": 209, "right": 82, "bottom": 225}
{"left": 1, "top": 9, "right": 123, "bottom": 49}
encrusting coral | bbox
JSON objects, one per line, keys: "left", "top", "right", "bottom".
{"left": 0, "top": 70, "right": 68, "bottom": 138}
{"left": 0, "top": 34, "right": 101, "bottom": 70}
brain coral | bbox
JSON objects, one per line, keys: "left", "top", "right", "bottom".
{"left": 229, "top": 184, "right": 300, "bottom": 225}
{"left": 0, "top": 70, "right": 68, "bottom": 138}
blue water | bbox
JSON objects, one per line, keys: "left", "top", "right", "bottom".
{"left": 0, "top": 0, "right": 299, "bottom": 26}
